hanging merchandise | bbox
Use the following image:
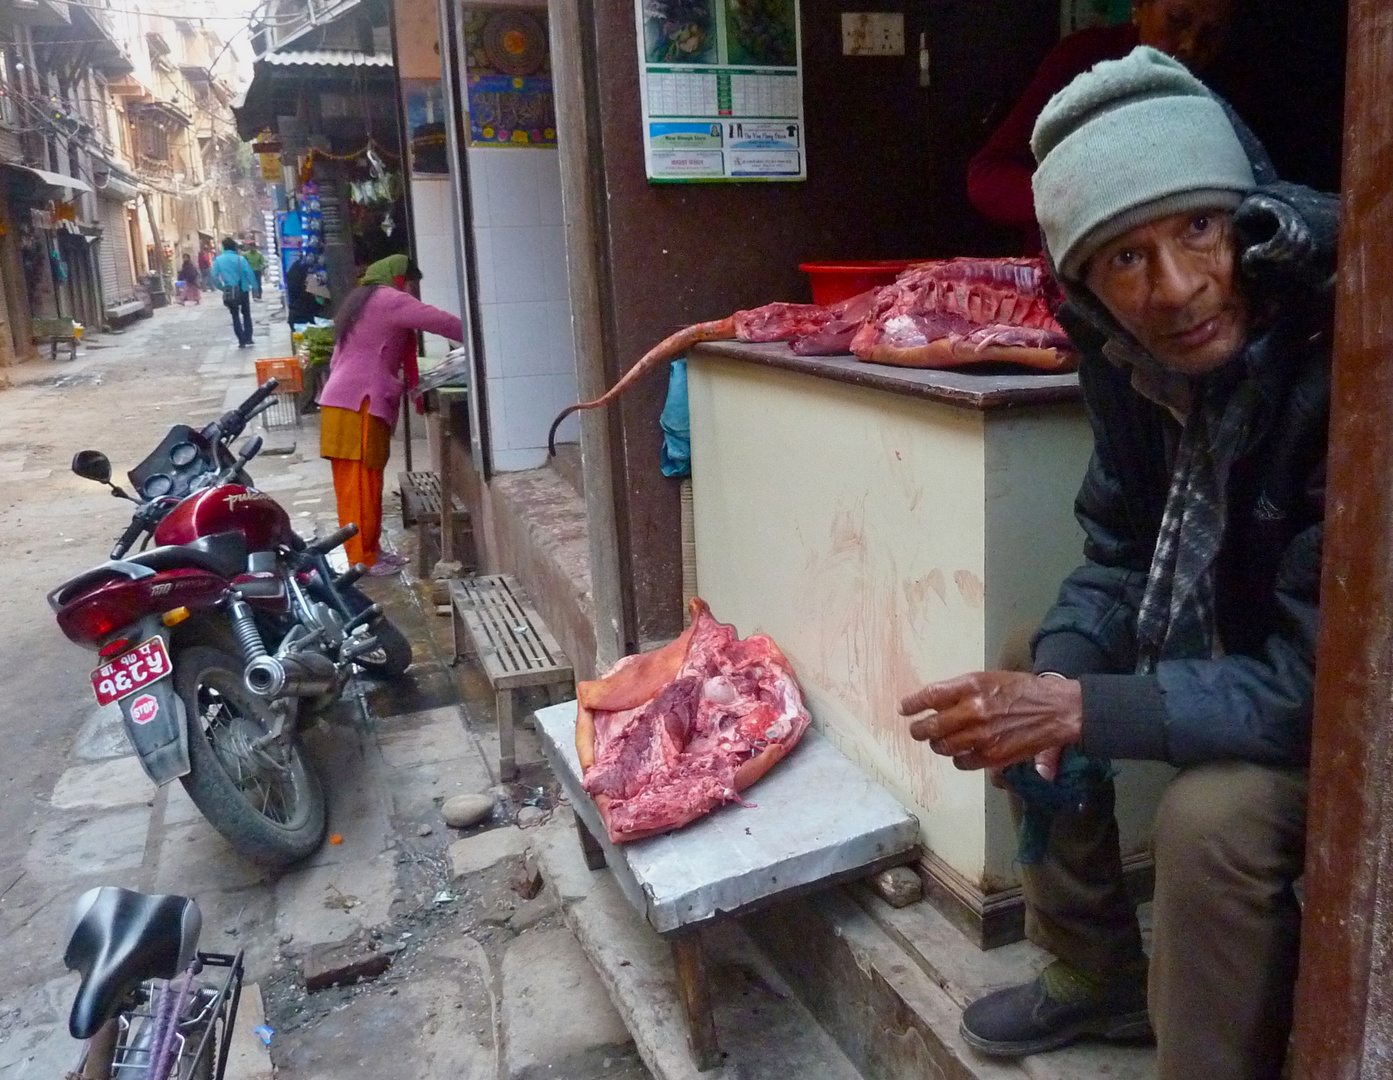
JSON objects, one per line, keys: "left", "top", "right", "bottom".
{"left": 298, "top": 181, "right": 327, "bottom": 289}
{"left": 50, "top": 241, "right": 68, "bottom": 284}
{"left": 347, "top": 173, "right": 401, "bottom": 206}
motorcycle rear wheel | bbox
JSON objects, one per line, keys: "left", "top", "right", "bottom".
{"left": 176, "top": 646, "right": 326, "bottom": 867}
{"left": 340, "top": 586, "right": 413, "bottom": 678}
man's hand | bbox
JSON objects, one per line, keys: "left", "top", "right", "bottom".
{"left": 899, "top": 672, "right": 1083, "bottom": 772}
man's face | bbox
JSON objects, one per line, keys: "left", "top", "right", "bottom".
{"left": 1133, "top": 0, "right": 1234, "bottom": 72}
{"left": 1084, "top": 208, "right": 1248, "bottom": 376}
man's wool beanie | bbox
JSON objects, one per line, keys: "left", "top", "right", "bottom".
{"left": 1031, "top": 46, "right": 1256, "bottom": 280}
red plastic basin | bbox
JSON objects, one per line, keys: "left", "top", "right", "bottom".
{"left": 799, "top": 260, "right": 915, "bottom": 306}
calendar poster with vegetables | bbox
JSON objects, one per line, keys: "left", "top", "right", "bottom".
{"left": 635, "top": 0, "right": 806, "bottom": 182}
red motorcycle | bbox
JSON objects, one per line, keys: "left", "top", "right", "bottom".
{"left": 49, "top": 380, "right": 412, "bottom": 867}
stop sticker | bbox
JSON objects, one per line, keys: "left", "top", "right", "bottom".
{"left": 129, "top": 693, "right": 160, "bottom": 725}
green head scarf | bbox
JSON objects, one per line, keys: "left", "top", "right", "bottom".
{"left": 359, "top": 254, "right": 409, "bottom": 287}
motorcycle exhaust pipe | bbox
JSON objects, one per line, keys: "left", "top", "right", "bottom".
{"left": 245, "top": 652, "right": 338, "bottom": 698}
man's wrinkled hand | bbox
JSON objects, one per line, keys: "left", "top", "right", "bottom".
{"left": 899, "top": 672, "right": 1083, "bottom": 772}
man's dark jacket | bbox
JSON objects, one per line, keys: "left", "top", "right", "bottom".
{"left": 1032, "top": 184, "right": 1336, "bottom": 767}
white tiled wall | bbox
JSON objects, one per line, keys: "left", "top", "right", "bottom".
{"left": 409, "top": 175, "right": 462, "bottom": 359}
{"left": 468, "top": 146, "right": 579, "bottom": 472}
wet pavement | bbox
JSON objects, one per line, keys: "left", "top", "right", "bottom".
{"left": 0, "top": 298, "right": 646, "bottom": 1080}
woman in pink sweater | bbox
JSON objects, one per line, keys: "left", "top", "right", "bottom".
{"left": 319, "top": 255, "right": 464, "bottom": 573}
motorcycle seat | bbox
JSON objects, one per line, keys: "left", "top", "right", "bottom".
{"left": 63, "top": 886, "right": 202, "bottom": 1039}
{"left": 129, "top": 531, "right": 248, "bottom": 579}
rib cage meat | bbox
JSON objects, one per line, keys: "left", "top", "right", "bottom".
{"left": 844, "top": 257, "right": 1073, "bottom": 368}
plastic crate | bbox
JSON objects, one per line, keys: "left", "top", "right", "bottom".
{"left": 254, "top": 356, "right": 304, "bottom": 394}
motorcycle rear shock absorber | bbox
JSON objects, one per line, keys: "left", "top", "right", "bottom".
{"left": 227, "top": 596, "right": 268, "bottom": 662}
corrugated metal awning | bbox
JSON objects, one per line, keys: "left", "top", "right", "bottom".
{"left": 0, "top": 163, "right": 95, "bottom": 194}
{"left": 258, "top": 50, "right": 393, "bottom": 67}
{"left": 94, "top": 165, "right": 140, "bottom": 201}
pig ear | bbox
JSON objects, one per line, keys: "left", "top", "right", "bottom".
{"left": 576, "top": 702, "right": 596, "bottom": 771}
{"left": 577, "top": 608, "right": 704, "bottom": 712}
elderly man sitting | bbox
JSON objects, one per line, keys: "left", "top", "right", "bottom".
{"left": 900, "top": 47, "right": 1337, "bottom": 1080}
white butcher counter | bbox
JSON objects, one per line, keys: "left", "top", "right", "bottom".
{"left": 685, "top": 340, "right": 1174, "bottom": 946}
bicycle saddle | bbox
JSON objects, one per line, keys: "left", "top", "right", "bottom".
{"left": 63, "top": 887, "right": 202, "bottom": 1039}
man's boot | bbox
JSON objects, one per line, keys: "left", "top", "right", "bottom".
{"left": 959, "top": 959, "right": 1152, "bottom": 1057}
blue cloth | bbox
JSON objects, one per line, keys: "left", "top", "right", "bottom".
{"left": 211, "top": 251, "right": 257, "bottom": 292}
{"left": 1003, "top": 749, "right": 1114, "bottom": 865}
{"left": 659, "top": 360, "right": 690, "bottom": 478}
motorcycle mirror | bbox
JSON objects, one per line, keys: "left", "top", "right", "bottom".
{"left": 72, "top": 450, "right": 112, "bottom": 485}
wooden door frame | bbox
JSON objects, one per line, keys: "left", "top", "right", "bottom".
{"left": 1289, "top": 2, "right": 1393, "bottom": 1075}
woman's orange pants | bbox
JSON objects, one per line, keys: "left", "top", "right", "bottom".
{"left": 329, "top": 459, "right": 384, "bottom": 566}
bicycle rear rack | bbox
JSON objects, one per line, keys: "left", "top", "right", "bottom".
{"left": 102, "top": 950, "right": 245, "bottom": 1080}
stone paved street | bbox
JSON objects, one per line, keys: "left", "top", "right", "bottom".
{"left": 0, "top": 298, "right": 647, "bottom": 1080}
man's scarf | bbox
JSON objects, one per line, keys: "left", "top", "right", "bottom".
{"left": 1009, "top": 366, "right": 1260, "bottom": 864}
{"left": 1134, "top": 374, "right": 1260, "bottom": 671}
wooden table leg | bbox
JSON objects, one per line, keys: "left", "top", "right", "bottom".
{"left": 670, "top": 930, "right": 721, "bottom": 1071}
{"left": 496, "top": 688, "right": 517, "bottom": 781}
{"left": 575, "top": 815, "right": 607, "bottom": 871}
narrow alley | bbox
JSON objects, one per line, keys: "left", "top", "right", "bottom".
{"left": 0, "top": 300, "right": 648, "bottom": 1080}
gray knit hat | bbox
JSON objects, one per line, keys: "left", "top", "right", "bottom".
{"left": 1031, "top": 46, "right": 1256, "bottom": 280}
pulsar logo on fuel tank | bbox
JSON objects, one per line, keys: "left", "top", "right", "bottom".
{"left": 225, "top": 490, "right": 271, "bottom": 510}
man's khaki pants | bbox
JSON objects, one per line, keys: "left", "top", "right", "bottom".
{"left": 1013, "top": 762, "right": 1307, "bottom": 1079}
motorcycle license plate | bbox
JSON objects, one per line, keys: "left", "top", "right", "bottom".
{"left": 91, "top": 637, "right": 172, "bottom": 706}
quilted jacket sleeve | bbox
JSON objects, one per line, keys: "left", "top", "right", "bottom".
{"left": 1031, "top": 344, "right": 1324, "bottom": 768}
{"left": 1031, "top": 347, "right": 1162, "bottom": 681}
{"left": 1145, "top": 520, "right": 1320, "bottom": 766}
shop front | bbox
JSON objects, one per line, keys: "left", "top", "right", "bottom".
{"left": 519, "top": 0, "right": 1346, "bottom": 920}
{"left": 93, "top": 164, "right": 147, "bottom": 326}
{"left": 234, "top": 49, "right": 410, "bottom": 315}
{"left": 414, "top": 0, "right": 1347, "bottom": 942}
{"left": 0, "top": 164, "right": 99, "bottom": 342}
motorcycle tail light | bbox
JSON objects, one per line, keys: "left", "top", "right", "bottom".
{"left": 98, "top": 637, "right": 131, "bottom": 658}
{"left": 65, "top": 606, "right": 121, "bottom": 644}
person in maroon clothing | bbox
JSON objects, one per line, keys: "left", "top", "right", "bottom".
{"left": 967, "top": 0, "right": 1235, "bottom": 250}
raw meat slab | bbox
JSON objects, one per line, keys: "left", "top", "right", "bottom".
{"left": 537, "top": 700, "right": 919, "bottom": 935}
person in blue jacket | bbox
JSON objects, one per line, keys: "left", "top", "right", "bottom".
{"left": 211, "top": 237, "right": 258, "bottom": 348}
{"left": 900, "top": 48, "right": 1335, "bottom": 1080}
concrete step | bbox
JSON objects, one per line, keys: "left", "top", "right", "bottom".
{"left": 531, "top": 808, "right": 865, "bottom": 1080}
{"left": 532, "top": 800, "right": 1155, "bottom": 1080}
{"left": 746, "top": 887, "right": 1157, "bottom": 1080}
{"left": 549, "top": 440, "right": 584, "bottom": 498}
{"left": 488, "top": 464, "right": 595, "bottom": 679}
{"left": 501, "top": 927, "right": 643, "bottom": 1080}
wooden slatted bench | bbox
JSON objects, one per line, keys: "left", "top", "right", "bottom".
{"left": 450, "top": 574, "right": 573, "bottom": 780}
{"left": 32, "top": 316, "right": 78, "bottom": 361}
{"left": 398, "top": 470, "right": 475, "bottom": 574}
{"left": 399, "top": 470, "right": 465, "bottom": 526}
